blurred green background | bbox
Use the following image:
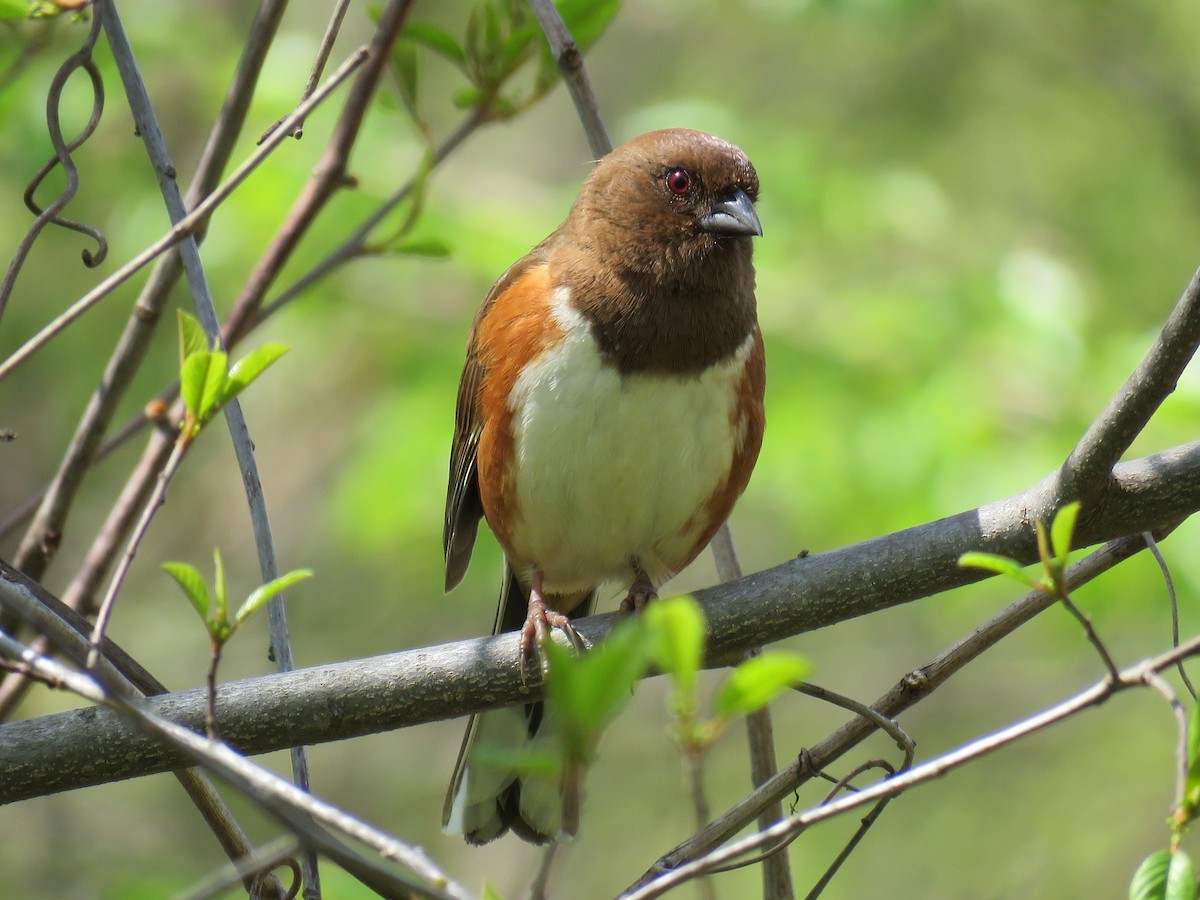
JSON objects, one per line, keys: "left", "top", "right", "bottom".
{"left": 3, "top": 0, "right": 1200, "bottom": 897}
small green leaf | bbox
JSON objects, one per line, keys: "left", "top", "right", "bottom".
{"left": 162, "top": 561, "right": 210, "bottom": 627}
{"left": 499, "top": 24, "right": 537, "bottom": 71}
{"left": 403, "top": 22, "right": 467, "bottom": 66}
{"left": 1168, "top": 850, "right": 1197, "bottom": 900}
{"left": 714, "top": 652, "right": 810, "bottom": 719}
{"left": 176, "top": 309, "right": 211, "bottom": 368}
{"left": 222, "top": 343, "right": 289, "bottom": 408}
{"left": 390, "top": 39, "right": 420, "bottom": 117}
{"left": 644, "top": 594, "right": 706, "bottom": 698}
{"left": 1132, "top": 850, "right": 1172, "bottom": 900}
{"left": 1186, "top": 703, "right": 1200, "bottom": 821}
{"left": 453, "top": 86, "right": 483, "bottom": 109}
{"left": 231, "top": 569, "right": 313, "bottom": 633}
{"left": 555, "top": 0, "right": 622, "bottom": 52}
{"left": 184, "top": 349, "right": 230, "bottom": 427}
{"left": 481, "top": 884, "right": 506, "bottom": 900}
{"left": 545, "top": 619, "right": 650, "bottom": 759}
{"left": 1050, "top": 501, "right": 1081, "bottom": 571}
{"left": 1131, "top": 850, "right": 1196, "bottom": 900}
{"left": 212, "top": 548, "right": 228, "bottom": 632}
{"left": 958, "top": 551, "right": 1041, "bottom": 589}
{"left": 180, "top": 351, "right": 215, "bottom": 425}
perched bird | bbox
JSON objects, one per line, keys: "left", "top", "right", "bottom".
{"left": 442, "top": 128, "right": 766, "bottom": 844}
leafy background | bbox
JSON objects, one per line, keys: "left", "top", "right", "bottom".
{"left": 3, "top": 0, "right": 1200, "bottom": 897}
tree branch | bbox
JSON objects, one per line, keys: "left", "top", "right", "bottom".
{"left": 1059, "top": 265, "right": 1200, "bottom": 499}
{"left": 1, "top": 444, "right": 1195, "bottom": 804}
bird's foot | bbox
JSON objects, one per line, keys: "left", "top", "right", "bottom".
{"left": 618, "top": 569, "right": 657, "bottom": 616}
{"left": 519, "top": 585, "right": 580, "bottom": 683}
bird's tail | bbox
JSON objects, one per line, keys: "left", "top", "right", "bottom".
{"left": 442, "top": 563, "right": 595, "bottom": 845}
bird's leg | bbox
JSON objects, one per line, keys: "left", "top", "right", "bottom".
{"left": 519, "top": 569, "right": 579, "bottom": 682}
{"left": 619, "top": 566, "right": 657, "bottom": 615}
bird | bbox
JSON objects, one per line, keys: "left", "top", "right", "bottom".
{"left": 441, "top": 128, "right": 766, "bottom": 845}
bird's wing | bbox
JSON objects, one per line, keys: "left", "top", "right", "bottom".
{"left": 443, "top": 249, "right": 549, "bottom": 592}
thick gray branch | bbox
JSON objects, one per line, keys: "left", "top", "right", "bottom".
{"left": 1, "top": 442, "right": 1197, "bottom": 804}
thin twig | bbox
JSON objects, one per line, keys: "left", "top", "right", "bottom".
{"left": 714, "top": 523, "right": 795, "bottom": 900}
{"left": 622, "top": 634, "right": 1200, "bottom": 900}
{"left": 259, "top": 0, "right": 352, "bottom": 143}
{"left": 87, "top": 436, "right": 187, "bottom": 667}
{"left": 1144, "top": 530, "right": 1195, "bottom": 698}
{"left": 527, "top": 844, "right": 560, "bottom": 900}
{"left": 0, "top": 45, "right": 368, "bottom": 383}
{"left": 1141, "top": 670, "right": 1188, "bottom": 825}
{"left": 1056, "top": 591, "right": 1121, "bottom": 682}
{"left": 526, "top": 0, "right": 612, "bottom": 158}
{"left": 1060, "top": 265, "right": 1200, "bottom": 499}
{"left": 217, "top": 0, "right": 419, "bottom": 350}
{"left": 181, "top": 836, "right": 303, "bottom": 900}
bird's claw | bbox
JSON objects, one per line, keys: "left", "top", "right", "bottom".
{"left": 618, "top": 570, "right": 657, "bottom": 616}
{"left": 519, "top": 593, "right": 581, "bottom": 683}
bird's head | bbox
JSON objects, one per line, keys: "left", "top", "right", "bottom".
{"left": 565, "top": 128, "right": 762, "bottom": 278}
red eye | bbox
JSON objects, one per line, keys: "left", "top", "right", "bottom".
{"left": 666, "top": 168, "right": 691, "bottom": 195}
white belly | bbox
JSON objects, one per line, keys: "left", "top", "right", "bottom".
{"left": 506, "top": 292, "right": 750, "bottom": 594}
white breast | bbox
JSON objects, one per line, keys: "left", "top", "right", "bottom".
{"left": 506, "top": 288, "right": 750, "bottom": 595}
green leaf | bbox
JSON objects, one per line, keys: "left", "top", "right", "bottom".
{"left": 453, "top": 87, "right": 483, "bottom": 109}
{"left": 554, "top": 0, "right": 622, "bottom": 52}
{"left": 1186, "top": 703, "right": 1200, "bottom": 822}
{"left": 403, "top": 22, "right": 467, "bottom": 66}
{"left": 162, "top": 562, "right": 210, "bottom": 627}
{"left": 545, "top": 619, "right": 650, "bottom": 760}
{"left": 1167, "top": 850, "right": 1197, "bottom": 900}
{"left": 714, "top": 652, "right": 810, "bottom": 719}
{"left": 1132, "top": 851, "right": 1172, "bottom": 900}
{"left": 232, "top": 569, "right": 313, "bottom": 633}
{"left": 1050, "top": 501, "right": 1081, "bottom": 571}
{"left": 958, "top": 551, "right": 1041, "bottom": 589}
{"left": 390, "top": 39, "right": 420, "bottom": 117}
{"left": 176, "top": 309, "right": 211, "bottom": 368}
{"left": 193, "top": 348, "right": 228, "bottom": 427}
{"left": 481, "top": 884, "right": 506, "bottom": 900}
{"left": 180, "top": 351, "right": 215, "bottom": 425}
{"left": 222, "top": 343, "right": 289, "bottom": 408}
{"left": 1131, "top": 850, "right": 1197, "bottom": 900}
{"left": 499, "top": 24, "right": 538, "bottom": 72}
{"left": 212, "top": 548, "right": 228, "bottom": 632}
{"left": 644, "top": 594, "right": 706, "bottom": 698}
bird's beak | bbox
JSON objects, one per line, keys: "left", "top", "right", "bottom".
{"left": 698, "top": 188, "right": 763, "bottom": 237}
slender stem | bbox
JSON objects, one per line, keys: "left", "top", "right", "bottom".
{"left": 207, "top": 640, "right": 223, "bottom": 741}
{"left": 87, "top": 435, "right": 188, "bottom": 668}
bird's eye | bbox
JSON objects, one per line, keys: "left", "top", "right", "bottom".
{"left": 665, "top": 168, "right": 691, "bottom": 195}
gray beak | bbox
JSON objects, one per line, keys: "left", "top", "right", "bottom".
{"left": 698, "top": 188, "right": 762, "bottom": 237}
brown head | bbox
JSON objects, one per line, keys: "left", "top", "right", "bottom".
{"left": 554, "top": 128, "right": 763, "bottom": 374}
